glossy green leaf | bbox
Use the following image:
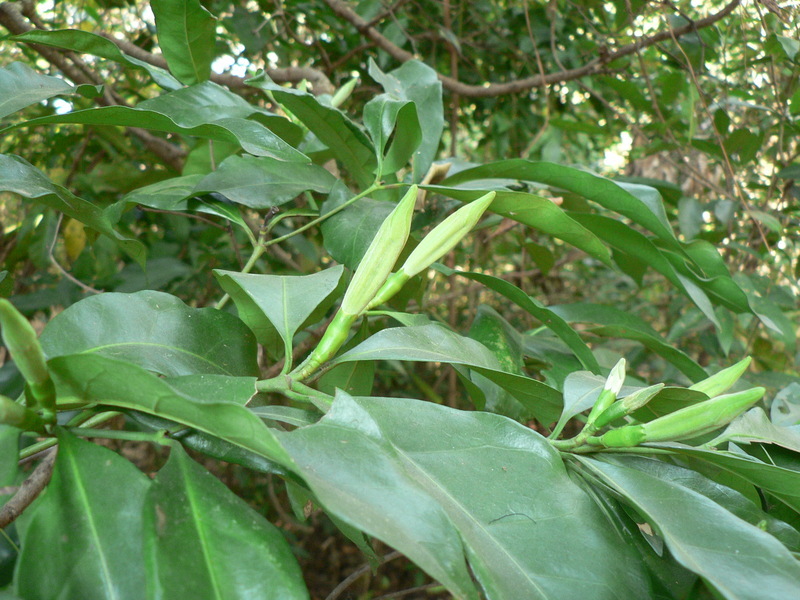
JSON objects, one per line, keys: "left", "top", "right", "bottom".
{"left": 40, "top": 291, "right": 258, "bottom": 377}
{"left": 771, "top": 383, "right": 800, "bottom": 426}
{"left": 144, "top": 444, "right": 308, "bottom": 599}
{"left": 248, "top": 74, "right": 376, "bottom": 187}
{"left": 660, "top": 444, "right": 800, "bottom": 514}
{"left": 576, "top": 455, "right": 800, "bottom": 599}
{"left": 195, "top": 154, "right": 336, "bottom": 208}
{"left": 151, "top": 0, "right": 216, "bottom": 85}
{"left": 710, "top": 408, "right": 800, "bottom": 452}
{"left": 334, "top": 324, "right": 562, "bottom": 423}
{"left": 550, "top": 303, "right": 707, "bottom": 380}
{"left": 164, "top": 374, "right": 257, "bottom": 406}
{"left": 368, "top": 59, "right": 443, "bottom": 181}
{"left": 0, "top": 62, "right": 97, "bottom": 120}
{"left": 10, "top": 30, "right": 180, "bottom": 89}
{"left": 441, "top": 268, "right": 600, "bottom": 373}
{"left": 279, "top": 391, "right": 650, "bottom": 600}
{"left": 0, "top": 155, "right": 145, "bottom": 265}
{"left": 214, "top": 266, "right": 344, "bottom": 349}
{"left": 427, "top": 186, "right": 613, "bottom": 267}
{"left": 441, "top": 160, "right": 677, "bottom": 246}
{"left": 121, "top": 175, "right": 204, "bottom": 211}
{"left": 0, "top": 425, "right": 19, "bottom": 486}
{"left": 362, "top": 96, "right": 421, "bottom": 175}
{"left": 15, "top": 431, "right": 150, "bottom": 600}
{"left": 5, "top": 82, "right": 307, "bottom": 162}
{"left": 49, "top": 354, "right": 292, "bottom": 466}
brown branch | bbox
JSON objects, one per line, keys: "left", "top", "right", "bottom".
{"left": 0, "top": 448, "right": 57, "bottom": 528}
{"left": 322, "top": 0, "right": 740, "bottom": 97}
{"left": 96, "top": 33, "right": 334, "bottom": 95}
{"left": 326, "top": 551, "right": 403, "bottom": 600}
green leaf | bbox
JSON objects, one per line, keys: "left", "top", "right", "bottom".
{"left": 0, "top": 62, "right": 97, "bottom": 120}
{"left": 49, "top": 354, "right": 291, "bottom": 466}
{"left": 194, "top": 154, "right": 336, "bottom": 208}
{"left": 709, "top": 408, "right": 800, "bottom": 453}
{"left": 442, "top": 268, "right": 600, "bottom": 373}
{"left": 279, "top": 392, "right": 651, "bottom": 599}
{"left": 362, "top": 96, "right": 422, "bottom": 175}
{"left": 10, "top": 30, "right": 181, "bottom": 89}
{"left": 0, "top": 425, "right": 19, "bottom": 486}
{"left": 442, "top": 160, "right": 677, "bottom": 246}
{"left": 40, "top": 291, "right": 259, "bottom": 377}
{"left": 151, "top": 0, "right": 216, "bottom": 85}
{"left": 576, "top": 455, "right": 800, "bottom": 599}
{"left": 248, "top": 74, "right": 377, "bottom": 188}
{"left": 214, "top": 267, "right": 345, "bottom": 349}
{"left": 15, "top": 431, "right": 150, "bottom": 600}
{"left": 426, "top": 186, "right": 614, "bottom": 267}
{"left": 121, "top": 175, "right": 204, "bottom": 211}
{"left": 654, "top": 444, "right": 800, "bottom": 515}
{"left": 772, "top": 383, "right": 800, "bottom": 426}
{"left": 5, "top": 82, "right": 307, "bottom": 162}
{"left": 550, "top": 303, "right": 707, "bottom": 380}
{"left": 334, "top": 324, "right": 562, "bottom": 423}
{"left": 144, "top": 444, "right": 308, "bottom": 599}
{"left": 0, "top": 155, "right": 145, "bottom": 265}
{"left": 368, "top": 59, "right": 443, "bottom": 181}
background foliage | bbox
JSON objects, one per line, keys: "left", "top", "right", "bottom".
{"left": 1, "top": 0, "right": 799, "bottom": 598}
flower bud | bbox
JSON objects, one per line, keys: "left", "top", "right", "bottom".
{"left": 641, "top": 387, "right": 765, "bottom": 443}
{"left": 0, "top": 299, "right": 54, "bottom": 413}
{"left": 585, "top": 358, "right": 626, "bottom": 426}
{"left": 340, "top": 185, "right": 417, "bottom": 317}
{"left": 594, "top": 383, "right": 664, "bottom": 428}
{"left": 689, "top": 357, "right": 751, "bottom": 398}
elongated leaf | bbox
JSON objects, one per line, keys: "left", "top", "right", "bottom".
{"left": 0, "top": 155, "right": 145, "bottom": 264}
{"left": 121, "top": 174, "right": 204, "bottom": 210}
{"left": 214, "top": 267, "right": 344, "bottom": 348}
{"left": 15, "top": 431, "right": 150, "bottom": 600}
{"left": 151, "top": 0, "right": 216, "bottom": 85}
{"left": 442, "top": 160, "right": 677, "bottom": 246}
{"left": 0, "top": 62, "right": 97, "bottom": 120}
{"left": 0, "top": 426, "right": 19, "bottom": 486}
{"left": 368, "top": 60, "right": 443, "bottom": 181}
{"left": 40, "top": 291, "right": 258, "bottom": 377}
{"left": 659, "top": 444, "right": 800, "bottom": 513}
{"left": 576, "top": 455, "right": 800, "bottom": 600}
{"left": 248, "top": 74, "right": 377, "bottom": 187}
{"left": 49, "top": 354, "right": 291, "bottom": 466}
{"left": 550, "top": 303, "right": 706, "bottom": 380}
{"left": 6, "top": 96, "right": 307, "bottom": 162}
{"left": 144, "top": 444, "right": 308, "bottom": 599}
{"left": 334, "top": 324, "right": 562, "bottom": 422}
{"left": 279, "top": 392, "right": 650, "bottom": 600}
{"left": 427, "top": 186, "right": 613, "bottom": 267}
{"left": 441, "top": 268, "right": 600, "bottom": 373}
{"left": 195, "top": 154, "right": 336, "bottom": 208}
{"left": 10, "top": 30, "right": 181, "bottom": 89}
{"left": 709, "top": 408, "right": 800, "bottom": 452}
{"left": 363, "top": 96, "right": 422, "bottom": 175}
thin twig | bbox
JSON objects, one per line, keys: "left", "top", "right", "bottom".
{"left": 321, "top": 0, "right": 740, "bottom": 98}
{"left": 0, "top": 448, "right": 57, "bottom": 528}
{"left": 48, "top": 213, "right": 104, "bottom": 294}
{"left": 325, "top": 550, "right": 403, "bottom": 600}
{"left": 374, "top": 582, "right": 444, "bottom": 599}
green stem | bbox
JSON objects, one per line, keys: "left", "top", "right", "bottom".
{"left": 261, "top": 183, "right": 386, "bottom": 251}
{"left": 216, "top": 184, "right": 391, "bottom": 310}
{"left": 18, "top": 411, "right": 121, "bottom": 460}
{"left": 65, "top": 427, "right": 170, "bottom": 444}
